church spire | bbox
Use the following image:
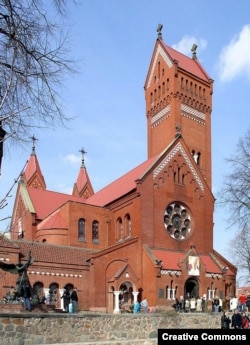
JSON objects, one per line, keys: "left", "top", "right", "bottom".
{"left": 22, "top": 135, "right": 46, "bottom": 189}
{"left": 72, "top": 147, "right": 94, "bottom": 198}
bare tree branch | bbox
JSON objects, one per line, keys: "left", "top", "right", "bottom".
{"left": 0, "top": 0, "right": 78, "bottom": 144}
{"left": 217, "top": 127, "right": 250, "bottom": 227}
{"left": 227, "top": 224, "right": 250, "bottom": 285}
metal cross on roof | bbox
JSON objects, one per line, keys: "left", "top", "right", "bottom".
{"left": 79, "top": 147, "right": 87, "bottom": 167}
{"left": 29, "top": 134, "right": 38, "bottom": 154}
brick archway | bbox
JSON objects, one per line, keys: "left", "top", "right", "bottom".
{"left": 184, "top": 278, "right": 199, "bottom": 299}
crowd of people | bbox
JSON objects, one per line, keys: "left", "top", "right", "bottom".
{"left": 220, "top": 292, "right": 250, "bottom": 329}
{"left": 171, "top": 291, "right": 250, "bottom": 329}
{"left": 172, "top": 295, "right": 208, "bottom": 313}
{"left": 221, "top": 309, "right": 250, "bottom": 329}
{"left": 3, "top": 284, "right": 79, "bottom": 313}
{"left": 61, "top": 286, "right": 78, "bottom": 313}
{"left": 171, "top": 292, "right": 250, "bottom": 315}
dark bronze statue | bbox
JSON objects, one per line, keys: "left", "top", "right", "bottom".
{"left": 0, "top": 250, "right": 34, "bottom": 298}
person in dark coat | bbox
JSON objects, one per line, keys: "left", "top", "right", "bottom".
{"left": 21, "top": 282, "right": 32, "bottom": 311}
{"left": 231, "top": 309, "right": 242, "bottom": 329}
{"left": 61, "top": 287, "right": 70, "bottom": 312}
{"left": 213, "top": 296, "right": 220, "bottom": 312}
{"left": 221, "top": 311, "right": 231, "bottom": 329}
{"left": 70, "top": 287, "right": 78, "bottom": 313}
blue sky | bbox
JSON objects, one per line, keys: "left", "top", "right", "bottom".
{"left": 1, "top": 0, "right": 250, "bottom": 268}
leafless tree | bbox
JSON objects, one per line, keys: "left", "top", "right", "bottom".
{"left": 0, "top": 0, "right": 77, "bottom": 145}
{"left": 0, "top": 0, "right": 78, "bottom": 227}
{"left": 227, "top": 224, "right": 250, "bottom": 286}
{"left": 218, "top": 127, "right": 250, "bottom": 227}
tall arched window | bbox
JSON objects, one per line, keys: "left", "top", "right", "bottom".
{"left": 78, "top": 218, "right": 86, "bottom": 241}
{"left": 92, "top": 220, "right": 99, "bottom": 243}
{"left": 167, "top": 78, "right": 170, "bottom": 90}
{"left": 162, "top": 82, "right": 165, "bottom": 94}
{"left": 158, "top": 85, "right": 161, "bottom": 99}
{"left": 124, "top": 214, "right": 131, "bottom": 238}
{"left": 116, "top": 217, "right": 123, "bottom": 242}
{"left": 158, "top": 61, "right": 160, "bottom": 79}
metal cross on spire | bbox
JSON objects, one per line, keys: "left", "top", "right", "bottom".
{"left": 191, "top": 44, "right": 198, "bottom": 59}
{"left": 157, "top": 23, "right": 163, "bottom": 39}
{"left": 29, "top": 134, "right": 38, "bottom": 154}
{"left": 79, "top": 148, "right": 87, "bottom": 167}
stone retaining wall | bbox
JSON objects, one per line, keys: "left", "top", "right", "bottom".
{"left": 0, "top": 312, "right": 222, "bottom": 345}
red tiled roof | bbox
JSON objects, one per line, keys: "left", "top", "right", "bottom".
{"left": 152, "top": 249, "right": 184, "bottom": 270}
{"left": 12, "top": 240, "right": 96, "bottom": 266}
{"left": 199, "top": 255, "right": 222, "bottom": 274}
{"left": 151, "top": 249, "right": 223, "bottom": 274}
{"left": 23, "top": 154, "right": 158, "bottom": 221}
{"left": 75, "top": 166, "right": 89, "bottom": 193}
{"left": 0, "top": 235, "right": 19, "bottom": 249}
{"left": 27, "top": 187, "right": 84, "bottom": 219}
{"left": 162, "top": 41, "right": 211, "bottom": 82}
{"left": 37, "top": 210, "right": 68, "bottom": 230}
{"left": 24, "top": 154, "right": 46, "bottom": 186}
{"left": 86, "top": 155, "right": 158, "bottom": 206}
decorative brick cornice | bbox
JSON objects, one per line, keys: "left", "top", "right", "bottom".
{"left": 28, "top": 270, "right": 82, "bottom": 278}
{"left": 205, "top": 273, "right": 223, "bottom": 279}
{"left": 181, "top": 103, "right": 205, "bottom": 124}
{"left": 161, "top": 270, "right": 182, "bottom": 276}
{"left": 151, "top": 105, "right": 171, "bottom": 128}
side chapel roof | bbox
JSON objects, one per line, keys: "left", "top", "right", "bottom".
{"left": 150, "top": 248, "right": 235, "bottom": 276}
{"left": 11, "top": 240, "right": 97, "bottom": 266}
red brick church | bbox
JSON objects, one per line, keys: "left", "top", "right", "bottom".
{"left": 0, "top": 26, "right": 236, "bottom": 312}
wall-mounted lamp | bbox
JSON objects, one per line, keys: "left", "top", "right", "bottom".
{"left": 125, "top": 272, "right": 129, "bottom": 278}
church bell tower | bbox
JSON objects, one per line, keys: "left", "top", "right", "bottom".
{"left": 144, "top": 25, "right": 214, "bottom": 188}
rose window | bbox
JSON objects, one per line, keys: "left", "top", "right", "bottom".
{"left": 164, "top": 202, "right": 192, "bottom": 240}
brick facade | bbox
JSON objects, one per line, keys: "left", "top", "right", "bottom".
{"left": 0, "top": 29, "right": 236, "bottom": 313}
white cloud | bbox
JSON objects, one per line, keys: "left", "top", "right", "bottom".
{"left": 218, "top": 24, "right": 250, "bottom": 82}
{"left": 60, "top": 153, "right": 80, "bottom": 165}
{"left": 172, "top": 35, "right": 207, "bottom": 56}
{"left": 60, "top": 152, "right": 91, "bottom": 167}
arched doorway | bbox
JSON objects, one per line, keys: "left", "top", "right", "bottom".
{"left": 49, "top": 283, "right": 60, "bottom": 308}
{"left": 119, "top": 281, "right": 133, "bottom": 313}
{"left": 32, "top": 281, "right": 44, "bottom": 303}
{"left": 184, "top": 278, "right": 199, "bottom": 298}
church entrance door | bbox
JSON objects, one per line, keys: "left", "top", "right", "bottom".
{"left": 184, "top": 278, "right": 199, "bottom": 299}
